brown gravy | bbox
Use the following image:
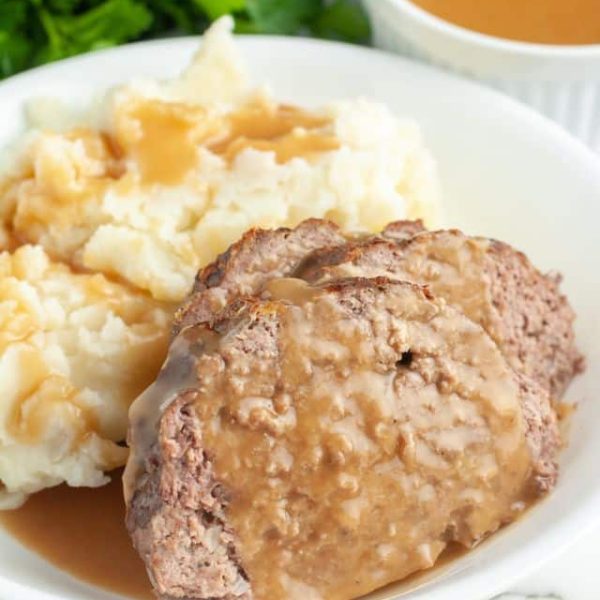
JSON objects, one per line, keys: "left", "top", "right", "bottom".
{"left": 112, "top": 99, "right": 339, "bottom": 186}
{"left": 209, "top": 102, "right": 339, "bottom": 165}
{"left": 410, "top": 0, "right": 600, "bottom": 45}
{"left": 0, "top": 470, "right": 152, "bottom": 600}
{"left": 359, "top": 542, "right": 467, "bottom": 599}
{"left": 114, "top": 101, "right": 218, "bottom": 187}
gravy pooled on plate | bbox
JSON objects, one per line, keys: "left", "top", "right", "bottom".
{"left": 0, "top": 471, "right": 151, "bottom": 599}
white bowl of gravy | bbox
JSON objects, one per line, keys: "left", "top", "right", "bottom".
{"left": 364, "top": 0, "right": 600, "bottom": 151}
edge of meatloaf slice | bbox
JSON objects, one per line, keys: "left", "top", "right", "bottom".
{"left": 127, "top": 389, "right": 251, "bottom": 600}
{"left": 486, "top": 238, "right": 585, "bottom": 397}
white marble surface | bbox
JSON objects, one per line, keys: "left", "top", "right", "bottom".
{"left": 496, "top": 521, "right": 600, "bottom": 600}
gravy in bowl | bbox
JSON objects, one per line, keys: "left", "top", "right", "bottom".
{"left": 410, "top": 0, "right": 600, "bottom": 45}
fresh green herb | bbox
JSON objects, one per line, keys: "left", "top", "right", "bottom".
{"left": 0, "top": 0, "right": 35, "bottom": 77}
{"left": 193, "top": 0, "right": 246, "bottom": 21}
{"left": 312, "top": 0, "right": 370, "bottom": 43}
{"left": 32, "top": 0, "right": 153, "bottom": 66}
{"left": 241, "top": 0, "right": 322, "bottom": 34}
{"left": 0, "top": 0, "right": 370, "bottom": 79}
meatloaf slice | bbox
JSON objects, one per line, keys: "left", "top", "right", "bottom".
{"left": 301, "top": 229, "right": 583, "bottom": 397}
{"left": 173, "top": 219, "right": 346, "bottom": 335}
{"left": 126, "top": 277, "right": 559, "bottom": 600}
{"left": 173, "top": 219, "right": 426, "bottom": 336}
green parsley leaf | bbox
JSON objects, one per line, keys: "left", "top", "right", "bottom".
{"left": 244, "top": 0, "right": 322, "bottom": 34}
{"left": 46, "top": 0, "right": 85, "bottom": 15}
{"left": 0, "top": 0, "right": 372, "bottom": 79}
{"left": 312, "top": 0, "right": 371, "bottom": 43}
{"left": 192, "top": 0, "right": 246, "bottom": 20}
{"left": 0, "top": 33, "right": 32, "bottom": 78}
{"left": 143, "top": 0, "right": 206, "bottom": 35}
{"left": 34, "top": 0, "right": 153, "bottom": 66}
{"left": 0, "top": 0, "right": 29, "bottom": 31}
{"left": 0, "top": 0, "right": 34, "bottom": 77}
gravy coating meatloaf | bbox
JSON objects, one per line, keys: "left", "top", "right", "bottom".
{"left": 299, "top": 229, "right": 583, "bottom": 398}
{"left": 126, "top": 278, "right": 559, "bottom": 600}
{"left": 125, "top": 219, "right": 581, "bottom": 600}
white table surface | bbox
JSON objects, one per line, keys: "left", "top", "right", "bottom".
{"left": 497, "top": 521, "right": 599, "bottom": 600}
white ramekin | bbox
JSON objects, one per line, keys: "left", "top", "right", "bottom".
{"left": 363, "top": 0, "right": 600, "bottom": 151}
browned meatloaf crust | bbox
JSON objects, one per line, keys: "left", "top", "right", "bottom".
{"left": 127, "top": 389, "right": 251, "bottom": 600}
{"left": 173, "top": 219, "right": 426, "bottom": 336}
{"left": 173, "top": 219, "right": 346, "bottom": 335}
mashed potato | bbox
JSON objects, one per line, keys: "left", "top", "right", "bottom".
{"left": 0, "top": 17, "right": 441, "bottom": 504}
{"left": 1, "top": 17, "right": 440, "bottom": 303}
{"left": 0, "top": 246, "right": 169, "bottom": 507}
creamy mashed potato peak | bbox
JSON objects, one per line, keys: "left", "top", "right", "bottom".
{"left": 0, "top": 246, "right": 169, "bottom": 508}
{"left": 0, "top": 16, "right": 441, "bottom": 503}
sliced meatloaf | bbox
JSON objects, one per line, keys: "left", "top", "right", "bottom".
{"left": 299, "top": 229, "right": 583, "bottom": 397}
{"left": 174, "top": 221, "right": 582, "bottom": 397}
{"left": 173, "top": 219, "right": 346, "bottom": 335}
{"left": 173, "top": 219, "right": 425, "bottom": 335}
{"left": 126, "top": 277, "right": 560, "bottom": 600}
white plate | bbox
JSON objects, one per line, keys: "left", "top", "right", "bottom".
{"left": 0, "top": 36, "right": 599, "bottom": 600}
